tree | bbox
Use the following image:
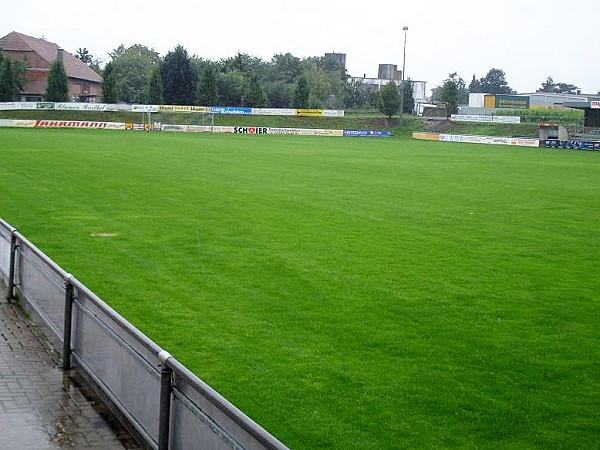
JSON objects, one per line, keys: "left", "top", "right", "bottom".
{"left": 344, "top": 80, "right": 378, "bottom": 110}
{"left": 537, "top": 77, "right": 579, "bottom": 94}
{"left": 110, "top": 44, "right": 160, "bottom": 103}
{"left": 438, "top": 77, "right": 459, "bottom": 116}
{"left": 449, "top": 73, "right": 469, "bottom": 104}
{"left": 45, "top": 59, "right": 69, "bottom": 101}
{"left": 468, "top": 74, "right": 483, "bottom": 93}
{"left": 75, "top": 47, "right": 102, "bottom": 74}
{"left": 269, "top": 53, "right": 302, "bottom": 84}
{"left": 378, "top": 80, "right": 400, "bottom": 118}
{"left": 292, "top": 75, "right": 310, "bottom": 108}
{"left": 220, "top": 52, "right": 268, "bottom": 80}
{"left": 76, "top": 48, "right": 92, "bottom": 65}
{"left": 401, "top": 79, "right": 414, "bottom": 114}
{"left": 264, "top": 81, "right": 292, "bottom": 108}
{"left": 264, "top": 53, "right": 301, "bottom": 107}
{"left": 218, "top": 71, "right": 245, "bottom": 106}
{"left": 0, "top": 55, "right": 18, "bottom": 101}
{"left": 301, "top": 57, "right": 347, "bottom": 108}
{"left": 431, "top": 73, "right": 467, "bottom": 106}
{"left": 537, "top": 76, "right": 556, "bottom": 93}
{"left": 100, "top": 61, "right": 118, "bottom": 103}
{"left": 555, "top": 82, "right": 579, "bottom": 94}
{"left": 242, "top": 73, "right": 267, "bottom": 107}
{"left": 146, "top": 63, "right": 163, "bottom": 104}
{"left": 197, "top": 64, "right": 218, "bottom": 106}
{"left": 161, "top": 45, "right": 197, "bottom": 105}
{"left": 475, "top": 68, "right": 514, "bottom": 94}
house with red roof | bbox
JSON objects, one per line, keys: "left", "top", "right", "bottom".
{"left": 0, "top": 31, "right": 103, "bottom": 102}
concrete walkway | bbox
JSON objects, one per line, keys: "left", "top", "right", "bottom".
{"left": 0, "top": 290, "right": 140, "bottom": 449}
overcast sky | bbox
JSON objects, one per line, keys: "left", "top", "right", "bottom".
{"left": 3, "top": 0, "right": 599, "bottom": 95}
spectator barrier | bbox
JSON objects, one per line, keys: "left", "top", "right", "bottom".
{"left": 0, "top": 218, "right": 289, "bottom": 450}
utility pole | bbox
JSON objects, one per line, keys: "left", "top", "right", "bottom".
{"left": 399, "top": 26, "right": 408, "bottom": 127}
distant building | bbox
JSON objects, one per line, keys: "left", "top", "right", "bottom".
{"left": 524, "top": 92, "right": 600, "bottom": 107}
{"left": 469, "top": 91, "right": 600, "bottom": 109}
{"left": 324, "top": 52, "right": 346, "bottom": 69}
{"left": 0, "top": 31, "right": 103, "bottom": 102}
{"left": 350, "top": 73, "right": 428, "bottom": 114}
{"left": 378, "top": 64, "right": 401, "bottom": 81}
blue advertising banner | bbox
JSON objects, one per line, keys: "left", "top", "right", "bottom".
{"left": 343, "top": 130, "right": 393, "bottom": 137}
{"left": 211, "top": 106, "right": 252, "bottom": 115}
{"left": 545, "top": 139, "right": 600, "bottom": 151}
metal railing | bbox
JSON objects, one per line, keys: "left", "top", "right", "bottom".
{"left": 0, "top": 217, "right": 288, "bottom": 450}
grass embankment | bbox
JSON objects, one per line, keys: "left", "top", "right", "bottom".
{"left": 0, "top": 129, "right": 598, "bottom": 449}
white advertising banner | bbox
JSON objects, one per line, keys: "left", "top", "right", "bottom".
{"left": 132, "top": 104, "right": 159, "bottom": 113}
{"left": 33, "top": 120, "right": 125, "bottom": 129}
{"left": 0, "top": 119, "right": 36, "bottom": 127}
{"left": 493, "top": 115, "right": 521, "bottom": 124}
{"left": 251, "top": 108, "right": 297, "bottom": 116}
{"left": 440, "top": 133, "right": 539, "bottom": 147}
{"left": 54, "top": 102, "right": 109, "bottom": 111}
{"left": 323, "top": 110, "right": 345, "bottom": 117}
{"left": 591, "top": 100, "right": 600, "bottom": 109}
{"left": 161, "top": 125, "right": 233, "bottom": 133}
{"left": 451, "top": 114, "right": 520, "bottom": 124}
{"left": 158, "top": 105, "right": 211, "bottom": 113}
{"left": 0, "top": 102, "right": 37, "bottom": 110}
{"left": 219, "top": 126, "right": 344, "bottom": 136}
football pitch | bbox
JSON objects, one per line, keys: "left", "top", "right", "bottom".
{"left": 1, "top": 128, "right": 599, "bottom": 449}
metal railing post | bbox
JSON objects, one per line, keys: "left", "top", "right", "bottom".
{"left": 7, "top": 230, "right": 17, "bottom": 301}
{"left": 158, "top": 350, "right": 173, "bottom": 450}
{"left": 62, "top": 275, "right": 74, "bottom": 370}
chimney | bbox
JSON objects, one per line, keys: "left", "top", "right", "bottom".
{"left": 57, "top": 48, "right": 64, "bottom": 62}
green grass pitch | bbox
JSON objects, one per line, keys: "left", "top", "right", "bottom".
{"left": 1, "top": 128, "right": 599, "bottom": 449}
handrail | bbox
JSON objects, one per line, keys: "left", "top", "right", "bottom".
{"left": 0, "top": 217, "right": 288, "bottom": 450}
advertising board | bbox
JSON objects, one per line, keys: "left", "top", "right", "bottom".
{"left": 34, "top": 120, "right": 125, "bottom": 129}
{"left": 0, "top": 102, "right": 37, "bottom": 110}
{"left": 54, "top": 103, "right": 108, "bottom": 111}
{"left": 451, "top": 114, "right": 520, "bottom": 124}
{"left": 157, "top": 105, "right": 211, "bottom": 113}
{"left": 132, "top": 104, "right": 159, "bottom": 113}
{"left": 296, "top": 109, "right": 324, "bottom": 117}
{"left": 545, "top": 139, "right": 600, "bottom": 150}
{"left": 251, "top": 108, "right": 297, "bottom": 116}
{"left": 343, "top": 130, "right": 392, "bottom": 137}
{"left": 211, "top": 106, "right": 252, "bottom": 115}
{"left": 412, "top": 132, "right": 440, "bottom": 141}
{"left": 439, "top": 134, "right": 539, "bottom": 147}
{"left": 0, "top": 119, "right": 36, "bottom": 127}
{"left": 495, "top": 95, "right": 530, "bottom": 109}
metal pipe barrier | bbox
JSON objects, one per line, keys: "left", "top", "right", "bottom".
{"left": 0, "top": 218, "right": 288, "bottom": 450}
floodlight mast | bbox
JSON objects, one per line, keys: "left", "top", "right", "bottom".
{"left": 399, "top": 25, "right": 408, "bottom": 127}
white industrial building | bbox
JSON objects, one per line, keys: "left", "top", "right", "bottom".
{"left": 350, "top": 63, "right": 428, "bottom": 114}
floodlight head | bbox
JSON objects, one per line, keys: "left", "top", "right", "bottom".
{"left": 403, "top": 26, "right": 408, "bottom": 31}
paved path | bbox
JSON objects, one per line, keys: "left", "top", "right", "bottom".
{"left": 0, "top": 290, "right": 140, "bottom": 449}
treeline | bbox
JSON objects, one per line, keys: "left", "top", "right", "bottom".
{"left": 0, "top": 53, "right": 27, "bottom": 101}
{"left": 96, "top": 44, "right": 382, "bottom": 110}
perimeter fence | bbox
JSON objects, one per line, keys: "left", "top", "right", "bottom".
{"left": 0, "top": 217, "right": 288, "bottom": 450}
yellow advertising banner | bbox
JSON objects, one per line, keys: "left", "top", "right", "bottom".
{"left": 412, "top": 132, "right": 440, "bottom": 141}
{"left": 157, "top": 105, "right": 211, "bottom": 113}
{"left": 296, "top": 109, "right": 324, "bottom": 117}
